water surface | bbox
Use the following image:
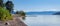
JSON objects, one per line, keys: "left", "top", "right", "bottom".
{"left": 23, "top": 15, "right": 60, "bottom": 26}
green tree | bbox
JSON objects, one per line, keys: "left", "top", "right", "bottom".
{"left": 0, "top": 7, "right": 13, "bottom": 21}
{"left": 5, "top": 1, "right": 14, "bottom": 13}
{"left": 0, "top": 0, "right": 4, "bottom": 7}
{"left": 19, "top": 11, "right": 26, "bottom": 16}
{"left": 16, "top": 11, "right": 26, "bottom": 20}
{"left": 16, "top": 11, "right": 26, "bottom": 16}
{"left": 16, "top": 11, "right": 19, "bottom": 14}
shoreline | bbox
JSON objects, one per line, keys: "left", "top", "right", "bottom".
{"left": 13, "top": 14, "right": 27, "bottom": 26}
{"left": 0, "top": 14, "right": 27, "bottom": 26}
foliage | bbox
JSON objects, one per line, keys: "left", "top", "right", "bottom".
{"left": 0, "top": 0, "right": 13, "bottom": 22}
{"left": 19, "top": 11, "right": 26, "bottom": 16}
{"left": 16, "top": 11, "right": 26, "bottom": 20}
{"left": 5, "top": 1, "right": 14, "bottom": 13}
{"left": 0, "top": 7, "right": 13, "bottom": 21}
{"left": 0, "top": 0, "right": 4, "bottom": 7}
{"left": 16, "top": 11, "right": 26, "bottom": 16}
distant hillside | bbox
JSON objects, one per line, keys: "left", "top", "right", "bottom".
{"left": 53, "top": 12, "right": 60, "bottom": 15}
{"left": 26, "top": 11, "right": 58, "bottom": 15}
{"left": 12, "top": 11, "right": 60, "bottom": 15}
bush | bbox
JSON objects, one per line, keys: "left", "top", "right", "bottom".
{"left": 16, "top": 11, "right": 26, "bottom": 16}
{"left": 0, "top": 7, "right": 13, "bottom": 21}
{"left": 16, "top": 11, "right": 26, "bottom": 20}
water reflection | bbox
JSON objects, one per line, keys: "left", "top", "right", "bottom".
{"left": 23, "top": 15, "right": 60, "bottom": 26}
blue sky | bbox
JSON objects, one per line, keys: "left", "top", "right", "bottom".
{"left": 4, "top": 0, "right": 60, "bottom": 12}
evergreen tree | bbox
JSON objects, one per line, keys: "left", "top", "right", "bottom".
{"left": 5, "top": 1, "right": 14, "bottom": 13}
{"left": 0, "top": 0, "right": 4, "bottom": 7}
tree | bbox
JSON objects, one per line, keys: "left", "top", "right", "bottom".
{"left": 19, "top": 11, "right": 26, "bottom": 16}
{"left": 0, "top": 0, "right": 4, "bottom": 7}
{"left": 16, "top": 11, "right": 26, "bottom": 16}
{"left": 16, "top": 11, "right": 26, "bottom": 20}
{"left": 5, "top": 1, "right": 14, "bottom": 13}
{"left": 16, "top": 11, "right": 19, "bottom": 14}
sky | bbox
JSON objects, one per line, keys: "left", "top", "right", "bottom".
{"left": 4, "top": 0, "right": 60, "bottom": 12}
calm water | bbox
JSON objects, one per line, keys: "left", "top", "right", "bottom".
{"left": 23, "top": 15, "right": 60, "bottom": 26}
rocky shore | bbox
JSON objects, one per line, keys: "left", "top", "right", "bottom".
{"left": 0, "top": 14, "right": 27, "bottom": 26}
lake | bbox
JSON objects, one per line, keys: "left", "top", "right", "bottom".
{"left": 23, "top": 15, "right": 60, "bottom": 26}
